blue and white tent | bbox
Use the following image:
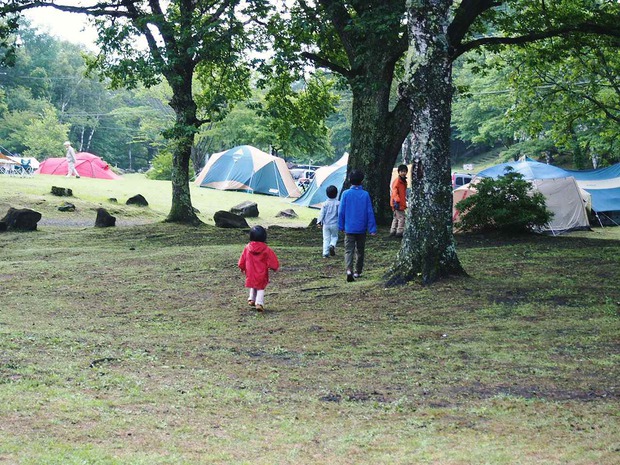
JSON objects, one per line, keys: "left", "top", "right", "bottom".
{"left": 293, "top": 153, "right": 348, "bottom": 209}
{"left": 566, "top": 164, "right": 620, "bottom": 214}
{"left": 195, "top": 145, "right": 301, "bottom": 198}
{"left": 476, "top": 159, "right": 620, "bottom": 217}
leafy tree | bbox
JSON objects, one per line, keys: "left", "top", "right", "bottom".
{"left": 21, "top": 105, "right": 70, "bottom": 158}
{"left": 452, "top": 33, "right": 620, "bottom": 169}
{"left": 197, "top": 102, "right": 273, "bottom": 158}
{"left": 455, "top": 169, "right": 552, "bottom": 233}
{"left": 452, "top": 55, "right": 518, "bottom": 149}
{"left": 386, "top": 0, "right": 620, "bottom": 285}
{"left": 146, "top": 150, "right": 173, "bottom": 181}
{"left": 260, "top": 74, "right": 338, "bottom": 160}
{"left": 326, "top": 86, "right": 352, "bottom": 158}
{"left": 267, "top": 0, "right": 411, "bottom": 224}
{"left": 1, "top": 0, "right": 270, "bottom": 225}
{"left": 502, "top": 34, "right": 620, "bottom": 168}
{"left": 0, "top": 86, "right": 69, "bottom": 157}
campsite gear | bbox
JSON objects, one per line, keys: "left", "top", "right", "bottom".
{"left": 37, "top": 152, "right": 120, "bottom": 179}
{"left": 293, "top": 153, "right": 348, "bottom": 208}
{"left": 195, "top": 145, "right": 300, "bottom": 198}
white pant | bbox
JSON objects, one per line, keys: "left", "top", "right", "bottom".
{"left": 248, "top": 288, "right": 265, "bottom": 306}
{"left": 67, "top": 161, "right": 79, "bottom": 177}
{"left": 322, "top": 223, "right": 339, "bottom": 256}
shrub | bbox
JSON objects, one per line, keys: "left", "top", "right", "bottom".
{"left": 455, "top": 168, "right": 553, "bottom": 233}
{"left": 146, "top": 151, "right": 172, "bottom": 180}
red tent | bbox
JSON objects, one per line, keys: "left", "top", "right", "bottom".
{"left": 36, "top": 152, "right": 120, "bottom": 179}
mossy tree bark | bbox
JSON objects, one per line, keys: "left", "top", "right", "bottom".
{"left": 349, "top": 78, "right": 412, "bottom": 225}
{"left": 386, "top": 0, "right": 465, "bottom": 286}
{"left": 165, "top": 62, "right": 202, "bottom": 225}
{"left": 297, "top": 0, "right": 411, "bottom": 225}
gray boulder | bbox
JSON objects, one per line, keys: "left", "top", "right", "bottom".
{"left": 230, "top": 201, "right": 259, "bottom": 218}
{"left": 51, "top": 186, "right": 73, "bottom": 197}
{"left": 58, "top": 202, "right": 76, "bottom": 212}
{"left": 0, "top": 207, "right": 42, "bottom": 231}
{"left": 95, "top": 208, "right": 116, "bottom": 227}
{"left": 126, "top": 194, "right": 148, "bottom": 206}
{"left": 214, "top": 210, "right": 249, "bottom": 228}
{"left": 276, "top": 208, "right": 298, "bottom": 219}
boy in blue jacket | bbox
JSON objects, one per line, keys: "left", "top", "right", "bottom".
{"left": 338, "top": 170, "right": 377, "bottom": 282}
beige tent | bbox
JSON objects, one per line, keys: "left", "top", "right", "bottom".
{"left": 453, "top": 176, "right": 591, "bottom": 235}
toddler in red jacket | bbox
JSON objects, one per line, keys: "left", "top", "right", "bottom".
{"left": 238, "top": 225, "right": 280, "bottom": 312}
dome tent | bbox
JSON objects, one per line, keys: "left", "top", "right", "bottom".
{"left": 293, "top": 153, "right": 348, "bottom": 209}
{"left": 36, "top": 152, "right": 120, "bottom": 179}
{"left": 195, "top": 145, "right": 300, "bottom": 198}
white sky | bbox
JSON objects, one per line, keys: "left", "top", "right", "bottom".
{"left": 23, "top": 7, "right": 98, "bottom": 49}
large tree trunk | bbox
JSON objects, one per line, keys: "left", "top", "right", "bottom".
{"left": 165, "top": 74, "right": 202, "bottom": 225}
{"left": 348, "top": 84, "right": 411, "bottom": 225}
{"left": 386, "top": 1, "right": 465, "bottom": 286}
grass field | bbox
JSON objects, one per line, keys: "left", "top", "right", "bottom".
{"left": 1, "top": 174, "right": 619, "bottom": 464}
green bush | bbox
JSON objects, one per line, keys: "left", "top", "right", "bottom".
{"left": 455, "top": 168, "right": 553, "bottom": 233}
{"left": 146, "top": 151, "right": 172, "bottom": 180}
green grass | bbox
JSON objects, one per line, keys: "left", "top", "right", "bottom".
{"left": 0, "top": 173, "right": 317, "bottom": 227}
{"left": 1, "top": 174, "right": 619, "bottom": 464}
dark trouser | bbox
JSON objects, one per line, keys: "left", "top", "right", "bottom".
{"left": 344, "top": 233, "right": 367, "bottom": 275}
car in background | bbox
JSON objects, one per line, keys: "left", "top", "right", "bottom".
{"left": 452, "top": 172, "right": 473, "bottom": 189}
{"left": 290, "top": 168, "right": 316, "bottom": 190}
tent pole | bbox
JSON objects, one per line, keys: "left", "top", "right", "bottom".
{"left": 599, "top": 212, "right": 619, "bottom": 227}
{"left": 594, "top": 211, "right": 605, "bottom": 228}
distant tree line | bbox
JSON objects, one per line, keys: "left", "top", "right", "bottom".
{"left": 2, "top": 21, "right": 616, "bottom": 177}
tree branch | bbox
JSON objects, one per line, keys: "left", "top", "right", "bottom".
{"left": 301, "top": 51, "right": 352, "bottom": 78}
{"left": 316, "top": 0, "right": 357, "bottom": 65}
{"left": 447, "top": 0, "right": 499, "bottom": 49}
{"left": 454, "top": 23, "right": 620, "bottom": 59}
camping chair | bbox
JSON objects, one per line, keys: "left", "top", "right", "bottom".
{"left": 15, "top": 159, "right": 33, "bottom": 177}
{"left": 1, "top": 161, "right": 17, "bottom": 176}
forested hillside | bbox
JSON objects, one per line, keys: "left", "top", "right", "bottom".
{"left": 1, "top": 18, "right": 618, "bottom": 175}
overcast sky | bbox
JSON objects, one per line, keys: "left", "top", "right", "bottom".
{"left": 24, "top": 7, "right": 98, "bottom": 48}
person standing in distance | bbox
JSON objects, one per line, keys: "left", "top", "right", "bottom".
{"left": 64, "top": 141, "right": 80, "bottom": 178}
{"left": 390, "top": 164, "right": 408, "bottom": 237}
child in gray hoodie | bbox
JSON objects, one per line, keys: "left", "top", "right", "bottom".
{"left": 317, "top": 185, "right": 340, "bottom": 258}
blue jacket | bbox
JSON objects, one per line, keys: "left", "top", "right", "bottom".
{"left": 338, "top": 185, "right": 377, "bottom": 234}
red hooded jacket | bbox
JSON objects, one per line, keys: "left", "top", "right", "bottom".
{"left": 238, "top": 241, "right": 280, "bottom": 290}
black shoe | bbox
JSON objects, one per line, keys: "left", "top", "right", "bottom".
{"left": 329, "top": 245, "right": 335, "bottom": 256}
{"left": 346, "top": 272, "right": 355, "bottom": 283}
